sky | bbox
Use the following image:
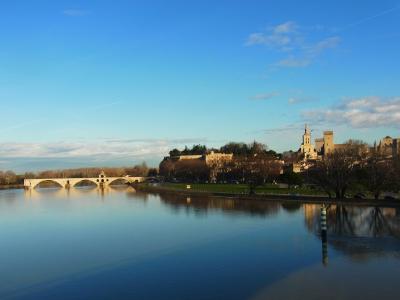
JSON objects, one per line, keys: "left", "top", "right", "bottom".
{"left": 0, "top": 0, "right": 399, "bottom": 172}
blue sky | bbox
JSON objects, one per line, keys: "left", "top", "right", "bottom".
{"left": 0, "top": 0, "right": 399, "bottom": 171}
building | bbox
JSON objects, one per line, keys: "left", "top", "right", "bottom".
{"left": 299, "top": 125, "right": 353, "bottom": 160}
{"left": 322, "top": 131, "right": 334, "bottom": 155}
{"left": 300, "top": 125, "right": 317, "bottom": 160}
{"left": 376, "top": 136, "right": 400, "bottom": 157}
{"left": 160, "top": 151, "right": 234, "bottom": 182}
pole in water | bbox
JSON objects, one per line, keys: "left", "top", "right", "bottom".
{"left": 321, "top": 204, "right": 328, "bottom": 266}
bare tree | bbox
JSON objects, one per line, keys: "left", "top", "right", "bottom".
{"left": 358, "top": 148, "right": 394, "bottom": 199}
{"left": 232, "top": 153, "right": 282, "bottom": 194}
{"left": 308, "top": 140, "right": 368, "bottom": 199}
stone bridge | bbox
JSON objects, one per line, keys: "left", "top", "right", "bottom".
{"left": 24, "top": 171, "right": 147, "bottom": 189}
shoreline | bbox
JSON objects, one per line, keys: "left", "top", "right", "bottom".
{"left": 134, "top": 184, "right": 400, "bottom": 207}
{"left": 0, "top": 184, "right": 24, "bottom": 190}
{"left": 2, "top": 183, "right": 399, "bottom": 207}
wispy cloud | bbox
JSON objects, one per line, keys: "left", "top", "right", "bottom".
{"left": 263, "top": 125, "right": 303, "bottom": 134}
{"left": 288, "top": 96, "right": 316, "bottom": 105}
{"left": 305, "top": 36, "right": 340, "bottom": 56}
{"left": 245, "top": 21, "right": 300, "bottom": 51}
{"left": 249, "top": 92, "right": 279, "bottom": 101}
{"left": 0, "top": 138, "right": 208, "bottom": 160}
{"left": 303, "top": 96, "right": 400, "bottom": 128}
{"left": 63, "top": 9, "right": 89, "bottom": 17}
{"left": 246, "top": 22, "right": 340, "bottom": 68}
{"left": 275, "top": 56, "right": 311, "bottom": 68}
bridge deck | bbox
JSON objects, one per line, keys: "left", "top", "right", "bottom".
{"left": 24, "top": 176, "right": 146, "bottom": 189}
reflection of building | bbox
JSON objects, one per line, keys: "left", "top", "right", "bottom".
{"left": 304, "top": 204, "right": 320, "bottom": 231}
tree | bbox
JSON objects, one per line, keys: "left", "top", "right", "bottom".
{"left": 308, "top": 140, "right": 368, "bottom": 199}
{"left": 174, "top": 159, "right": 209, "bottom": 182}
{"left": 231, "top": 153, "right": 282, "bottom": 194}
{"left": 169, "top": 148, "right": 181, "bottom": 157}
{"left": 249, "top": 141, "right": 267, "bottom": 155}
{"left": 358, "top": 149, "right": 394, "bottom": 199}
{"left": 159, "top": 159, "right": 176, "bottom": 179}
{"left": 147, "top": 168, "right": 158, "bottom": 177}
{"left": 279, "top": 171, "right": 303, "bottom": 188}
{"left": 220, "top": 142, "right": 249, "bottom": 155}
{"left": 4, "top": 171, "right": 17, "bottom": 185}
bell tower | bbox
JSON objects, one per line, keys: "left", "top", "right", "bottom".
{"left": 300, "top": 124, "right": 316, "bottom": 160}
{"left": 303, "top": 124, "right": 311, "bottom": 146}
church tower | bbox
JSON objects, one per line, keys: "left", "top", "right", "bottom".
{"left": 300, "top": 124, "right": 316, "bottom": 159}
{"left": 303, "top": 124, "right": 311, "bottom": 146}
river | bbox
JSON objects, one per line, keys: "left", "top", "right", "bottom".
{"left": 1, "top": 187, "right": 400, "bottom": 299}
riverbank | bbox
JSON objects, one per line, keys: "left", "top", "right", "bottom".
{"left": 0, "top": 184, "right": 24, "bottom": 190}
{"left": 134, "top": 183, "right": 400, "bottom": 207}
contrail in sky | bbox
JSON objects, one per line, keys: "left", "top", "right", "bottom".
{"left": 339, "top": 5, "right": 400, "bottom": 31}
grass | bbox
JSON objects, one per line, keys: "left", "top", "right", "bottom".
{"left": 151, "top": 183, "right": 325, "bottom": 196}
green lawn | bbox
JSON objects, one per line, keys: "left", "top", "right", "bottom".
{"left": 154, "top": 183, "right": 325, "bottom": 196}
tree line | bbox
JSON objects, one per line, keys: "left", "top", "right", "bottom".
{"left": 0, "top": 163, "right": 158, "bottom": 186}
{"left": 160, "top": 141, "right": 283, "bottom": 193}
{"left": 161, "top": 140, "right": 400, "bottom": 199}
{"left": 306, "top": 140, "right": 400, "bottom": 199}
{"left": 169, "top": 142, "right": 281, "bottom": 158}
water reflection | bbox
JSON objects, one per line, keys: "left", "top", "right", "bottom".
{"left": 155, "top": 191, "right": 281, "bottom": 217}
{"left": 152, "top": 191, "right": 400, "bottom": 266}
{"left": 24, "top": 185, "right": 137, "bottom": 200}
{"left": 21, "top": 188, "right": 400, "bottom": 265}
{"left": 1, "top": 188, "right": 400, "bottom": 299}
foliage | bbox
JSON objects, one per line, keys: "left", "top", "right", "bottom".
{"left": 227, "top": 152, "right": 282, "bottom": 194}
{"left": 357, "top": 149, "right": 396, "bottom": 199}
{"left": 0, "top": 163, "right": 156, "bottom": 186}
{"left": 279, "top": 171, "right": 303, "bottom": 188}
{"left": 169, "top": 145, "right": 208, "bottom": 156}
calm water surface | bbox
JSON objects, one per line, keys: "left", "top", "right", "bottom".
{"left": 1, "top": 187, "right": 400, "bottom": 299}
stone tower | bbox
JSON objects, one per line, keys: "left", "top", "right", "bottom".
{"left": 300, "top": 124, "right": 316, "bottom": 159}
{"left": 303, "top": 124, "right": 311, "bottom": 146}
{"left": 323, "top": 131, "right": 334, "bottom": 155}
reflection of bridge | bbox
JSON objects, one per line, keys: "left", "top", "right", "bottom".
{"left": 24, "top": 171, "right": 146, "bottom": 189}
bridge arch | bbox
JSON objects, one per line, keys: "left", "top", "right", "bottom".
{"left": 108, "top": 177, "right": 129, "bottom": 186}
{"left": 71, "top": 178, "right": 99, "bottom": 188}
{"left": 33, "top": 179, "right": 64, "bottom": 189}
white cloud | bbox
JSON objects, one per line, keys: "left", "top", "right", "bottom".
{"left": 249, "top": 92, "right": 279, "bottom": 101}
{"left": 63, "top": 9, "right": 88, "bottom": 17}
{"left": 303, "top": 96, "right": 400, "bottom": 128}
{"left": 245, "top": 21, "right": 299, "bottom": 50}
{"left": 305, "top": 36, "right": 341, "bottom": 56}
{"left": 274, "top": 21, "right": 297, "bottom": 34}
{"left": 276, "top": 56, "right": 311, "bottom": 68}
{"left": 0, "top": 138, "right": 207, "bottom": 160}
{"left": 288, "top": 96, "right": 316, "bottom": 105}
{"left": 246, "top": 21, "right": 340, "bottom": 67}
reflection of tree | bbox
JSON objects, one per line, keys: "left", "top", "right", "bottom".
{"left": 304, "top": 204, "right": 400, "bottom": 260}
{"left": 368, "top": 207, "right": 400, "bottom": 239}
{"left": 304, "top": 204, "right": 400, "bottom": 238}
{"left": 328, "top": 206, "right": 355, "bottom": 236}
{"left": 281, "top": 202, "right": 301, "bottom": 213}
{"left": 125, "top": 188, "right": 150, "bottom": 202}
{"left": 154, "top": 191, "right": 281, "bottom": 217}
